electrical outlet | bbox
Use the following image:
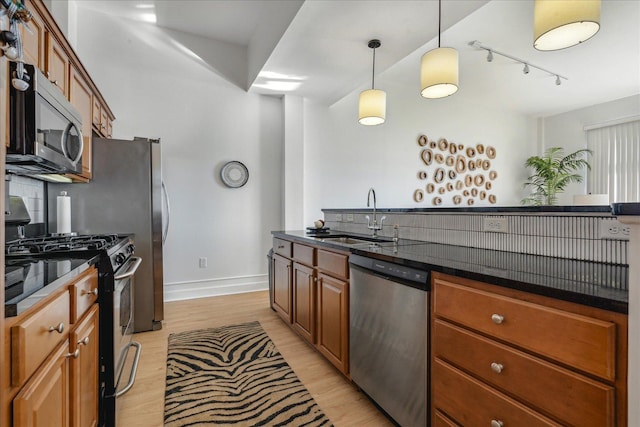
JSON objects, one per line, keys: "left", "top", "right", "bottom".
{"left": 199, "top": 257, "right": 207, "bottom": 268}
{"left": 483, "top": 217, "right": 508, "bottom": 233}
{"left": 335, "top": 214, "right": 343, "bottom": 222}
{"left": 599, "top": 219, "right": 630, "bottom": 240}
{"left": 346, "top": 213, "right": 354, "bottom": 222}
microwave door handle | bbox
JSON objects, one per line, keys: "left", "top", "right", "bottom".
{"left": 114, "top": 257, "right": 142, "bottom": 280}
{"left": 61, "top": 122, "right": 83, "bottom": 164}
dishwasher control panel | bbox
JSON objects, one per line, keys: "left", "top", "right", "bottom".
{"left": 349, "top": 254, "right": 429, "bottom": 288}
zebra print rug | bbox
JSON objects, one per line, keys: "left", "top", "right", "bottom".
{"left": 164, "top": 321, "right": 333, "bottom": 426}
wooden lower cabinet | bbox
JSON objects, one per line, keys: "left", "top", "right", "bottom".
{"left": 431, "top": 272, "right": 628, "bottom": 427}
{"left": 292, "top": 262, "right": 316, "bottom": 343}
{"left": 272, "top": 238, "right": 350, "bottom": 376}
{"left": 70, "top": 305, "right": 99, "bottom": 427}
{"left": 272, "top": 253, "right": 292, "bottom": 322}
{"left": 13, "top": 340, "right": 71, "bottom": 426}
{"left": 316, "top": 272, "right": 349, "bottom": 375}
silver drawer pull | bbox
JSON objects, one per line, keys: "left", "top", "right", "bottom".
{"left": 65, "top": 349, "right": 80, "bottom": 359}
{"left": 491, "top": 314, "right": 504, "bottom": 324}
{"left": 81, "top": 288, "right": 99, "bottom": 296}
{"left": 490, "top": 362, "right": 504, "bottom": 374}
{"left": 491, "top": 420, "right": 504, "bottom": 427}
{"left": 48, "top": 323, "right": 64, "bottom": 334}
{"left": 78, "top": 337, "right": 90, "bottom": 346}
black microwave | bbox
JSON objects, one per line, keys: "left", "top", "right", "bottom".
{"left": 7, "top": 63, "right": 83, "bottom": 175}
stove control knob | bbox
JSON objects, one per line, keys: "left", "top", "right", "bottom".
{"left": 115, "top": 253, "right": 126, "bottom": 265}
{"left": 127, "top": 244, "right": 135, "bottom": 254}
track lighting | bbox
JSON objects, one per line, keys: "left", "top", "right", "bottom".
{"left": 469, "top": 40, "right": 568, "bottom": 86}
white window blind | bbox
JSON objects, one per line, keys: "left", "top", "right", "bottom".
{"left": 586, "top": 118, "right": 640, "bottom": 202}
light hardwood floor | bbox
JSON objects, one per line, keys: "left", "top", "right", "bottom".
{"left": 117, "top": 290, "right": 393, "bottom": 426}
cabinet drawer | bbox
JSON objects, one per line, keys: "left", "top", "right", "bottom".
{"left": 293, "top": 243, "right": 315, "bottom": 266}
{"left": 434, "top": 319, "right": 615, "bottom": 427}
{"left": 70, "top": 268, "right": 98, "bottom": 324}
{"left": 317, "top": 249, "right": 348, "bottom": 280}
{"left": 434, "top": 410, "right": 459, "bottom": 427}
{"left": 433, "top": 359, "right": 561, "bottom": 427}
{"left": 273, "top": 238, "right": 292, "bottom": 258}
{"left": 11, "top": 290, "right": 71, "bottom": 386}
{"left": 433, "top": 279, "right": 616, "bottom": 381}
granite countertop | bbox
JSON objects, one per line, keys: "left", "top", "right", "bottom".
{"left": 272, "top": 230, "right": 628, "bottom": 314}
{"left": 5, "top": 254, "right": 99, "bottom": 317}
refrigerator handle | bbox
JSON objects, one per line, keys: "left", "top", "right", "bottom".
{"left": 161, "top": 180, "right": 170, "bottom": 245}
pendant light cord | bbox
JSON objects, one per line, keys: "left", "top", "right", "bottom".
{"left": 371, "top": 47, "right": 376, "bottom": 89}
{"left": 438, "top": 0, "right": 441, "bottom": 48}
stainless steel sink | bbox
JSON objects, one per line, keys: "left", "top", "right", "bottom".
{"left": 313, "top": 234, "right": 395, "bottom": 247}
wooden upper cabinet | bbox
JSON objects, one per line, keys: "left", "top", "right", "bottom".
{"left": 92, "top": 98, "right": 101, "bottom": 129}
{"left": 45, "top": 33, "right": 69, "bottom": 97}
{"left": 69, "top": 67, "right": 94, "bottom": 180}
{"left": 20, "top": 5, "right": 46, "bottom": 70}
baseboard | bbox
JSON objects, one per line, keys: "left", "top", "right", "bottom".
{"left": 164, "top": 274, "right": 268, "bottom": 302}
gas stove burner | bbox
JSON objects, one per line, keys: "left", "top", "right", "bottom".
{"left": 6, "top": 234, "right": 124, "bottom": 255}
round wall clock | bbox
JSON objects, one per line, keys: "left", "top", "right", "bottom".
{"left": 220, "top": 161, "right": 249, "bottom": 188}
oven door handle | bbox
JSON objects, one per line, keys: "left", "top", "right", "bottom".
{"left": 114, "top": 257, "right": 143, "bottom": 281}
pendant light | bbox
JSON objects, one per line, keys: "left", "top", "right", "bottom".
{"left": 534, "top": 0, "right": 601, "bottom": 51}
{"left": 420, "top": 0, "right": 458, "bottom": 99}
{"left": 358, "top": 39, "right": 386, "bottom": 126}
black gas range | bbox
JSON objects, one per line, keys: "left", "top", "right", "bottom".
{"left": 4, "top": 232, "right": 140, "bottom": 427}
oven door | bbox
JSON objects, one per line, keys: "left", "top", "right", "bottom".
{"left": 112, "top": 256, "right": 142, "bottom": 395}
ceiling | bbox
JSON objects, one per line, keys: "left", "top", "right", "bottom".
{"left": 76, "top": 0, "right": 640, "bottom": 117}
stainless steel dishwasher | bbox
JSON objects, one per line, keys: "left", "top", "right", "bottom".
{"left": 349, "top": 254, "right": 429, "bottom": 427}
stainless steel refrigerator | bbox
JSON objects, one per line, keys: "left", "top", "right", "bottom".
{"left": 48, "top": 137, "right": 168, "bottom": 332}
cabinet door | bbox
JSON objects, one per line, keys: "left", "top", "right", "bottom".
{"left": 292, "top": 262, "right": 316, "bottom": 344}
{"left": 316, "top": 273, "right": 349, "bottom": 374}
{"left": 92, "top": 98, "right": 102, "bottom": 130}
{"left": 45, "top": 33, "right": 69, "bottom": 97}
{"left": 13, "top": 340, "right": 71, "bottom": 427}
{"left": 272, "top": 254, "right": 292, "bottom": 323}
{"left": 20, "top": 5, "right": 46, "bottom": 70}
{"left": 69, "top": 67, "right": 93, "bottom": 180}
{"left": 70, "top": 305, "right": 99, "bottom": 427}
{"left": 100, "top": 109, "right": 108, "bottom": 136}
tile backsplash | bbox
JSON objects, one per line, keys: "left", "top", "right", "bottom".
{"left": 323, "top": 210, "right": 628, "bottom": 265}
{"left": 7, "top": 175, "right": 46, "bottom": 223}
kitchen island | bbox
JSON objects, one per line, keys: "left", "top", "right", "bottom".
{"left": 271, "top": 225, "right": 628, "bottom": 426}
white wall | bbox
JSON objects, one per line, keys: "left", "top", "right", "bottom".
{"left": 75, "top": 9, "right": 283, "bottom": 300}
{"left": 540, "top": 94, "right": 640, "bottom": 205}
{"left": 303, "top": 78, "right": 537, "bottom": 226}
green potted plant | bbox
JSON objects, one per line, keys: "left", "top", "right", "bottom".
{"left": 522, "top": 147, "right": 592, "bottom": 205}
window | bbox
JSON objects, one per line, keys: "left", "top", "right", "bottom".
{"left": 586, "top": 118, "right": 640, "bottom": 202}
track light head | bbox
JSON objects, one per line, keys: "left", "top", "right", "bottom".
{"left": 523, "top": 63, "right": 530, "bottom": 74}
{"left": 556, "top": 75, "right": 561, "bottom": 85}
{"left": 486, "top": 50, "right": 493, "bottom": 62}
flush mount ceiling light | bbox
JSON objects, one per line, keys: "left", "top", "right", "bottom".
{"left": 534, "top": 0, "right": 601, "bottom": 51}
{"left": 469, "top": 40, "right": 568, "bottom": 86}
{"left": 358, "top": 39, "right": 386, "bottom": 126}
{"left": 420, "top": 0, "right": 459, "bottom": 99}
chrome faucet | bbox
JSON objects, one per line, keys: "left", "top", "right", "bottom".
{"left": 365, "top": 188, "right": 386, "bottom": 237}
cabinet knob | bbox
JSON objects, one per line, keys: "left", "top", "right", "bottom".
{"left": 82, "top": 288, "right": 99, "bottom": 296}
{"left": 65, "top": 349, "right": 80, "bottom": 359}
{"left": 490, "top": 362, "right": 504, "bottom": 374}
{"left": 491, "top": 420, "right": 504, "bottom": 427}
{"left": 48, "top": 322, "right": 64, "bottom": 334}
{"left": 78, "top": 336, "right": 90, "bottom": 346}
{"left": 51, "top": 79, "right": 58, "bottom": 86}
{"left": 491, "top": 314, "right": 504, "bottom": 324}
